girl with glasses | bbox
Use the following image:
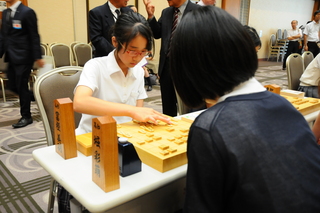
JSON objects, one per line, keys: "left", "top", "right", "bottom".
{"left": 74, "top": 11, "right": 170, "bottom": 135}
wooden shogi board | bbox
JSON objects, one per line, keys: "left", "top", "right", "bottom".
{"left": 76, "top": 117, "right": 191, "bottom": 173}
{"left": 281, "top": 95, "right": 320, "bottom": 115}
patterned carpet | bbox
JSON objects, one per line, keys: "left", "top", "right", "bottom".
{"left": 0, "top": 61, "right": 285, "bottom": 213}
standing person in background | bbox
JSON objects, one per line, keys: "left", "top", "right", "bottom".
{"left": 143, "top": 0, "right": 200, "bottom": 117}
{"left": 89, "top": 0, "right": 132, "bottom": 57}
{"left": 197, "top": 0, "right": 216, "bottom": 6}
{"left": 282, "top": 20, "right": 302, "bottom": 70}
{"left": 128, "top": 4, "right": 138, "bottom": 12}
{"left": 170, "top": 6, "right": 320, "bottom": 212}
{"left": 0, "top": 0, "right": 44, "bottom": 128}
{"left": 303, "top": 10, "right": 320, "bottom": 57}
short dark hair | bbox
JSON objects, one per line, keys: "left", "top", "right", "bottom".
{"left": 170, "top": 6, "right": 258, "bottom": 108}
{"left": 112, "top": 11, "right": 153, "bottom": 52}
{"left": 244, "top": 25, "right": 261, "bottom": 48}
{"left": 314, "top": 10, "right": 320, "bottom": 17}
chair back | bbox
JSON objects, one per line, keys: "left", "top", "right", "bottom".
{"left": 302, "top": 51, "right": 314, "bottom": 70}
{"left": 286, "top": 53, "right": 304, "bottom": 90}
{"left": 50, "top": 43, "right": 72, "bottom": 68}
{"left": 276, "top": 29, "right": 282, "bottom": 40}
{"left": 270, "top": 34, "right": 277, "bottom": 46}
{"left": 282, "top": 29, "right": 287, "bottom": 40}
{"left": 40, "top": 43, "right": 48, "bottom": 56}
{"left": 33, "top": 66, "right": 83, "bottom": 146}
{"left": 70, "top": 41, "right": 81, "bottom": 64}
{"left": 73, "top": 43, "right": 92, "bottom": 67}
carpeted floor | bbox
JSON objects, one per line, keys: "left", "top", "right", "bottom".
{"left": 0, "top": 61, "right": 286, "bottom": 213}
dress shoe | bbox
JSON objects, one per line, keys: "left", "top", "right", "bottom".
{"left": 12, "top": 117, "right": 33, "bottom": 128}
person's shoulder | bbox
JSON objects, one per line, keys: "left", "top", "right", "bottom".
{"left": 188, "top": 0, "right": 201, "bottom": 9}
{"left": 90, "top": 2, "right": 108, "bottom": 12}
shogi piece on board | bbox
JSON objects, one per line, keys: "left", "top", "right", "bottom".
{"left": 281, "top": 95, "right": 320, "bottom": 115}
{"left": 54, "top": 98, "right": 77, "bottom": 159}
{"left": 118, "top": 137, "right": 142, "bottom": 177}
{"left": 92, "top": 116, "right": 120, "bottom": 192}
{"left": 264, "top": 84, "right": 280, "bottom": 94}
{"left": 76, "top": 117, "right": 191, "bottom": 173}
{"left": 280, "top": 89, "right": 305, "bottom": 98}
{"left": 117, "top": 118, "right": 191, "bottom": 172}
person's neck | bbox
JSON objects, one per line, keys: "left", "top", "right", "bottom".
{"left": 114, "top": 50, "right": 128, "bottom": 76}
{"left": 175, "top": 0, "right": 187, "bottom": 8}
{"left": 7, "top": 0, "right": 18, "bottom": 7}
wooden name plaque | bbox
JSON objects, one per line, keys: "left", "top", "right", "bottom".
{"left": 92, "top": 116, "right": 120, "bottom": 192}
{"left": 54, "top": 98, "right": 77, "bottom": 159}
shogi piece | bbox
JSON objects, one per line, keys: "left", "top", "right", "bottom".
{"left": 264, "top": 84, "right": 280, "bottom": 94}
{"left": 92, "top": 116, "right": 120, "bottom": 192}
{"left": 54, "top": 98, "right": 77, "bottom": 159}
{"left": 118, "top": 137, "right": 141, "bottom": 177}
{"left": 281, "top": 95, "right": 320, "bottom": 115}
{"left": 117, "top": 118, "right": 191, "bottom": 172}
{"left": 76, "top": 132, "right": 92, "bottom": 156}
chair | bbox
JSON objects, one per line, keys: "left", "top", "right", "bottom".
{"left": 40, "top": 43, "right": 49, "bottom": 56}
{"left": 267, "top": 34, "right": 286, "bottom": 62}
{"left": 50, "top": 43, "right": 72, "bottom": 68}
{"left": 286, "top": 53, "right": 304, "bottom": 90}
{"left": 70, "top": 41, "right": 81, "bottom": 65}
{"left": 302, "top": 51, "right": 314, "bottom": 70}
{"left": 0, "top": 55, "right": 8, "bottom": 102}
{"left": 73, "top": 43, "right": 92, "bottom": 67}
{"left": 33, "top": 66, "right": 83, "bottom": 213}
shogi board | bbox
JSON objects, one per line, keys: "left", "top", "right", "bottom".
{"left": 76, "top": 117, "right": 191, "bottom": 173}
{"left": 281, "top": 95, "right": 320, "bottom": 115}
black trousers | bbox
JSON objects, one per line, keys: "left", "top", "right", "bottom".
{"left": 159, "top": 59, "right": 177, "bottom": 117}
{"left": 6, "top": 61, "right": 33, "bottom": 118}
{"left": 307, "top": 41, "right": 319, "bottom": 58}
{"left": 283, "top": 41, "right": 299, "bottom": 68}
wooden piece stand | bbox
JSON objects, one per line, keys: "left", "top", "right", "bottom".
{"left": 92, "top": 116, "right": 120, "bottom": 192}
{"left": 54, "top": 98, "right": 77, "bottom": 159}
{"left": 264, "top": 84, "right": 280, "bottom": 94}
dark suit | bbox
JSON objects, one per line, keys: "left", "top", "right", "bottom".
{"left": 148, "top": 0, "right": 200, "bottom": 116}
{"left": 0, "top": 3, "right": 42, "bottom": 118}
{"left": 89, "top": 2, "right": 131, "bottom": 57}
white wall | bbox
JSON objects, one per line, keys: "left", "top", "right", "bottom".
{"left": 28, "top": 0, "right": 315, "bottom": 59}
{"left": 248, "top": 0, "right": 314, "bottom": 59}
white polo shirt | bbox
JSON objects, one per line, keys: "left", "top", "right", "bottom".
{"left": 304, "top": 21, "right": 320, "bottom": 42}
{"left": 75, "top": 50, "right": 148, "bottom": 135}
{"left": 300, "top": 53, "right": 320, "bottom": 86}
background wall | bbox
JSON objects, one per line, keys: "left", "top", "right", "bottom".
{"left": 248, "top": 0, "right": 314, "bottom": 59}
{"left": 28, "top": 0, "right": 313, "bottom": 60}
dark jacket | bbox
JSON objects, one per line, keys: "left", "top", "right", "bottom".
{"left": 0, "top": 3, "right": 42, "bottom": 64}
{"left": 88, "top": 2, "right": 131, "bottom": 57}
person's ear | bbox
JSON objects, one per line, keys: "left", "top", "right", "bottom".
{"left": 112, "top": 36, "right": 118, "bottom": 48}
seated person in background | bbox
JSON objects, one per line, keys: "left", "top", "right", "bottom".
{"left": 170, "top": 6, "right": 320, "bottom": 213}
{"left": 298, "top": 53, "right": 320, "bottom": 98}
{"left": 244, "top": 25, "right": 261, "bottom": 52}
{"left": 143, "top": 66, "right": 153, "bottom": 91}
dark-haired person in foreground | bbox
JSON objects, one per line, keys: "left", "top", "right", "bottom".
{"left": 170, "top": 6, "right": 320, "bottom": 213}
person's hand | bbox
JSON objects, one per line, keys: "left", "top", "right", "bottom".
{"left": 304, "top": 45, "right": 308, "bottom": 51}
{"left": 36, "top": 59, "right": 45, "bottom": 68}
{"left": 143, "top": 0, "right": 155, "bottom": 20}
{"left": 130, "top": 107, "right": 171, "bottom": 124}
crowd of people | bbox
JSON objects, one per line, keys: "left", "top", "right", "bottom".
{"left": 3, "top": 0, "right": 320, "bottom": 212}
